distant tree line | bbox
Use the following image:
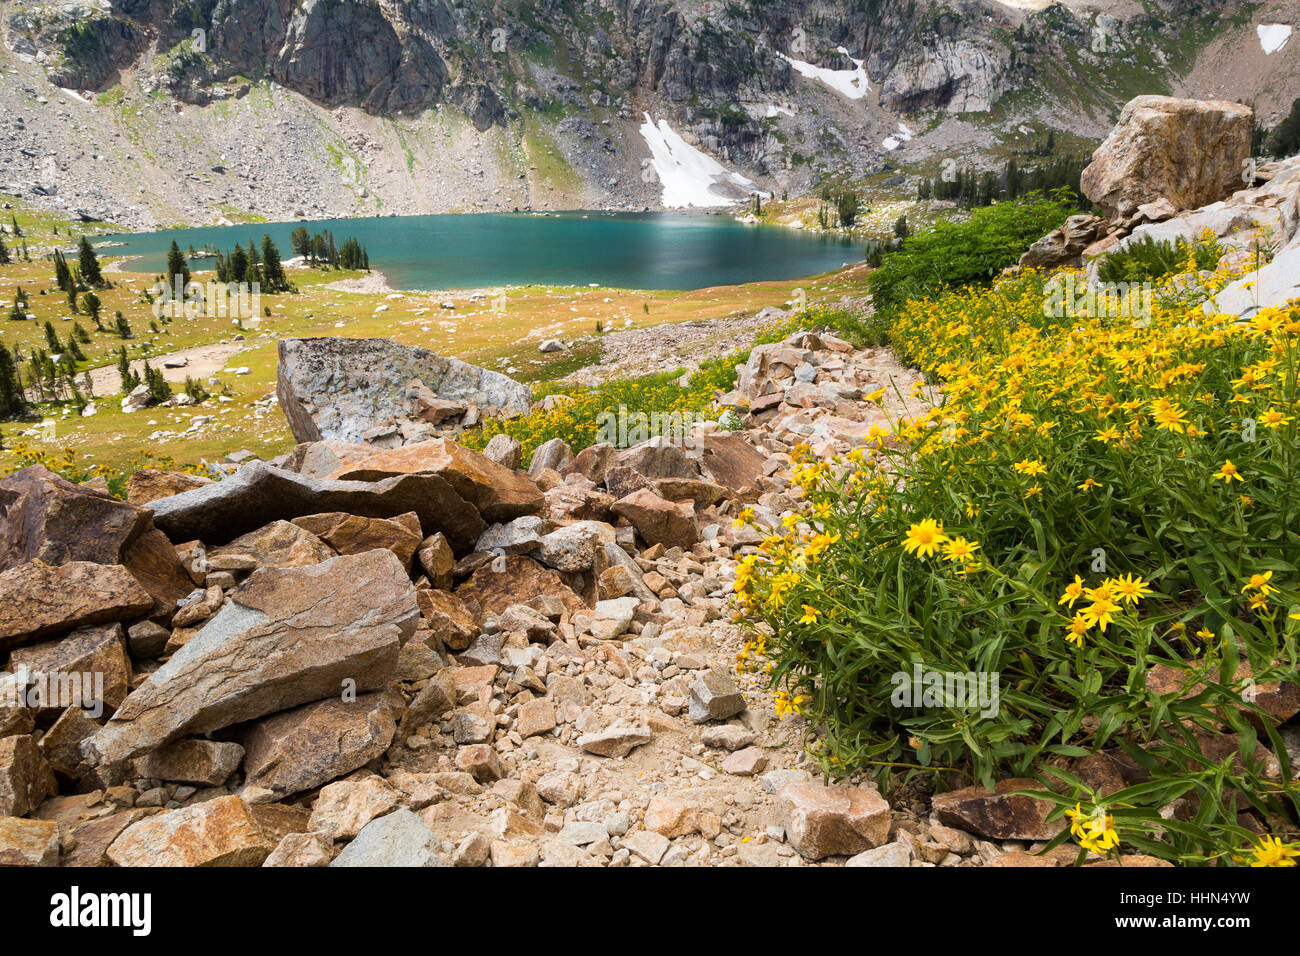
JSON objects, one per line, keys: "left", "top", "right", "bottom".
{"left": 918, "top": 155, "right": 1088, "bottom": 209}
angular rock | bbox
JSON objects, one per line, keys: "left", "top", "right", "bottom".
{"left": 0, "top": 735, "right": 56, "bottom": 817}
{"left": 455, "top": 743, "right": 503, "bottom": 781}
{"left": 86, "top": 550, "right": 417, "bottom": 765}
{"left": 476, "top": 515, "right": 550, "bottom": 555}
{"left": 720, "top": 746, "right": 768, "bottom": 776}
{"left": 846, "top": 840, "right": 913, "bottom": 867}
{"left": 930, "top": 778, "right": 1064, "bottom": 841}
{"left": 263, "top": 831, "right": 333, "bottom": 867}
{"left": 1081, "top": 96, "right": 1253, "bottom": 216}
{"left": 126, "top": 469, "right": 214, "bottom": 506}
{"left": 577, "top": 722, "right": 652, "bottom": 758}
{"left": 0, "top": 562, "right": 153, "bottom": 652}
{"left": 416, "top": 532, "right": 455, "bottom": 590}
{"left": 0, "top": 466, "right": 149, "bottom": 571}
{"left": 0, "top": 816, "right": 60, "bottom": 866}
{"left": 697, "top": 432, "right": 766, "bottom": 500}
{"left": 206, "top": 520, "right": 336, "bottom": 570}
{"left": 528, "top": 437, "right": 572, "bottom": 477}
{"left": 516, "top": 698, "right": 556, "bottom": 739}
{"left": 417, "top": 588, "right": 481, "bottom": 651}
{"left": 456, "top": 555, "right": 586, "bottom": 618}
{"left": 147, "top": 460, "right": 486, "bottom": 554}
{"left": 537, "top": 521, "right": 616, "bottom": 573}
{"left": 778, "top": 783, "right": 892, "bottom": 860}
{"left": 688, "top": 670, "right": 746, "bottom": 724}
{"left": 482, "top": 434, "right": 522, "bottom": 471}
{"left": 590, "top": 596, "right": 639, "bottom": 641}
{"left": 330, "top": 808, "right": 444, "bottom": 866}
{"left": 400, "top": 670, "right": 458, "bottom": 735}
{"left": 9, "top": 622, "right": 131, "bottom": 715}
{"left": 291, "top": 511, "right": 422, "bottom": 568}
{"left": 39, "top": 707, "right": 101, "bottom": 779}
{"left": 612, "top": 489, "right": 699, "bottom": 549}
{"left": 309, "top": 777, "right": 400, "bottom": 840}
{"left": 277, "top": 337, "right": 531, "bottom": 444}
{"left": 107, "top": 795, "right": 308, "bottom": 866}
{"left": 135, "top": 739, "right": 245, "bottom": 786}
{"left": 325, "top": 439, "right": 544, "bottom": 524}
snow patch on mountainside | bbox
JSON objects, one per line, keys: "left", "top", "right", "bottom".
{"left": 1258, "top": 24, "right": 1292, "bottom": 54}
{"left": 777, "top": 48, "right": 869, "bottom": 100}
{"left": 638, "top": 114, "right": 763, "bottom": 208}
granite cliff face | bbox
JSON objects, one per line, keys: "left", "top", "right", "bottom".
{"left": 0, "top": 0, "right": 1294, "bottom": 226}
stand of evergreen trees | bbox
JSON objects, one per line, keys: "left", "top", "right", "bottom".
{"left": 919, "top": 154, "right": 1088, "bottom": 209}
{"left": 289, "top": 227, "right": 370, "bottom": 271}
{"left": 207, "top": 235, "right": 293, "bottom": 292}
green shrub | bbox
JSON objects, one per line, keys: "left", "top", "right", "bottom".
{"left": 1097, "top": 234, "right": 1225, "bottom": 284}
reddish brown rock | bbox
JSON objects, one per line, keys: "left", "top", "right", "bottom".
{"left": 416, "top": 532, "right": 455, "bottom": 589}
{"left": 240, "top": 690, "right": 402, "bottom": 796}
{"left": 0, "top": 734, "right": 57, "bottom": 817}
{"left": 65, "top": 809, "right": 160, "bottom": 866}
{"left": 611, "top": 489, "right": 699, "bottom": 549}
{"left": 455, "top": 555, "right": 586, "bottom": 618}
{"left": 417, "top": 588, "right": 482, "bottom": 651}
{"left": 931, "top": 778, "right": 1064, "bottom": 841}
{"left": 0, "top": 466, "right": 149, "bottom": 571}
{"left": 9, "top": 622, "right": 132, "bottom": 715}
{"left": 122, "top": 526, "right": 195, "bottom": 610}
{"left": 107, "top": 796, "right": 309, "bottom": 866}
{"left": 86, "top": 550, "right": 417, "bottom": 765}
{"left": 135, "top": 739, "right": 245, "bottom": 786}
{"left": 291, "top": 511, "right": 422, "bottom": 568}
{"left": 697, "top": 432, "right": 766, "bottom": 500}
{"left": 326, "top": 439, "right": 544, "bottom": 523}
{"left": 126, "top": 469, "right": 215, "bottom": 507}
{"left": 206, "top": 520, "right": 336, "bottom": 570}
{"left": 0, "top": 562, "right": 153, "bottom": 652}
{"left": 0, "top": 816, "right": 60, "bottom": 865}
{"left": 777, "top": 783, "right": 892, "bottom": 860}
{"left": 38, "top": 707, "right": 103, "bottom": 779}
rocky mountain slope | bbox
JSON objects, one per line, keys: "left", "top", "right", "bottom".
{"left": 1, "top": 0, "right": 1297, "bottom": 228}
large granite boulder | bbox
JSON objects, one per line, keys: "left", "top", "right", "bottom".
{"left": 276, "top": 337, "right": 531, "bottom": 444}
{"left": 1081, "top": 96, "right": 1253, "bottom": 217}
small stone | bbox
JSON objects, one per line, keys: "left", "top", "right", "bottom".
{"left": 517, "top": 698, "right": 556, "bottom": 739}
{"left": 455, "top": 744, "right": 503, "bottom": 782}
{"left": 620, "top": 828, "right": 670, "bottom": 865}
{"left": 846, "top": 840, "right": 913, "bottom": 867}
{"left": 577, "top": 723, "right": 652, "bottom": 758}
{"left": 452, "top": 830, "right": 492, "bottom": 867}
{"left": 720, "top": 747, "right": 768, "bottom": 776}
{"left": 701, "top": 725, "right": 756, "bottom": 751}
{"left": 688, "top": 670, "right": 746, "bottom": 724}
{"left": 491, "top": 839, "right": 540, "bottom": 867}
{"left": 263, "top": 831, "right": 333, "bottom": 867}
{"left": 0, "top": 816, "right": 60, "bottom": 866}
{"left": 558, "top": 820, "right": 606, "bottom": 846}
{"left": 778, "top": 783, "right": 892, "bottom": 860}
{"left": 308, "top": 778, "right": 400, "bottom": 841}
{"left": 760, "top": 769, "right": 810, "bottom": 794}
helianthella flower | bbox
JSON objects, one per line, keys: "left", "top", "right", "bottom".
{"left": 902, "top": 519, "right": 947, "bottom": 557}
{"left": 1213, "top": 460, "right": 1243, "bottom": 483}
{"left": 1242, "top": 571, "right": 1278, "bottom": 596}
{"left": 1058, "top": 575, "right": 1085, "bottom": 608}
{"left": 1247, "top": 835, "right": 1298, "bottom": 867}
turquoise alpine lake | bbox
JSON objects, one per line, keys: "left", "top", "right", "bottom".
{"left": 97, "top": 211, "right": 858, "bottom": 291}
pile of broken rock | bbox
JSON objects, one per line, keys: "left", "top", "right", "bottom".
{"left": 0, "top": 328, "right": 1177, "bottom": 867}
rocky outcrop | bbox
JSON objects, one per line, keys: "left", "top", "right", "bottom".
{"left": 276, "top": 338, "right": 532, "bottom": 445}
{"left": 1081, "top": 96, "right": 1254, "bottom": 218}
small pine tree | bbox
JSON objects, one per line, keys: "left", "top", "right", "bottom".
{"left": 52, "top": 248, "right": 72, "bottom": 291}
{"left": 260, "top": 235, "right": 286, "bottom": 291}
{"left": 10, "top": 215, "right": 20, "bottom": 237}
{"left": 78, "top": 236, "right": 104, "bottom": 287}
{"left": 43, "top": 320, "right": 62, "bottom": 354}
{"left": 166, "top": 241, "right": 191, "bottom": 289}
{"left": 114, "top": 311, "right": 133, "bottom": 339}
{"left": 117, "top": 345, "right": 139, "bottom": 393}
{"left": 82, "top": 291, "right": 102, "bottom": 329}
{"left": 72, "top": 322, "right": 91, "bottom": 344}
{"left": 0, "top": 346, "right": 25, "bottom": 417}
{"left": 0, "top": 234, "right": 10, "bottom": 266}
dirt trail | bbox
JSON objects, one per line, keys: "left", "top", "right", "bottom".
{"left": 87, "top": 341, "right": 246, "bottom": 394}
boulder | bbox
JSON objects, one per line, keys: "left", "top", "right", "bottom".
{"left": 611, "top": 489, "right": 699, "bottom": 549}
{"left": 330, "top": 808, "right": 444, "bottom": 867}
{"left": 107, "top": 796, "right": 309, "bottom": 866}
{"left": 0, "top": 816, "right": 60, "bottom": 865}
{"left": 536, "top": 521, "right": 617, "bottom": 573}
{"left": 147, "top": 460, "right": 486, "bottom": 554}
{"left": 240, "top": 690, "right": 403, "bottom": 797}
{"left": 291, "top": 511, "right": 422, "bottom": 568}
{"left": 0, "top": 562, "right": 153, "bottom": 652}
{"left": 85, "top": 550, "right": 417, "bottom": 765}
{"left": 528, "top": 438, "right": 572, "bottom": 477}
{"left": 1080, "top": 96, "right": 1253, "bottom": 217}
{"left": 308, "top": 777, "right": 401, "bottom": 840}
{"left": 323, "top": 439, "right": 544, "bottom": 524}
{"left": 126, "top": 469, "right": 214, "bottom": 506}
{"left": 778, "top": 783, "right": 892, "bottom": 860}
{"left": 455, "top": 555, "right": 586, "bottom": 618}
{"left": 482, "top": 434, "right": 522, "bottom": 471}
{"left": 206, "top": 520, "right": 336, "bottom": 570}
{"left": 135, "top": 739, "right": 245, "bottom": 786}
{"left": 8, "top": 622, "right": 132, "bottom": 715}
{"left": 416, "top": 588, "right": 482, "bottom": 651}
{"left": 276, "top": 337, "right": 531, "bottom": 443}
{"left": 0, "top": 735, "right": 57, "bottom": 816}
{"left": 37, "top": 707, "right": 100, "bottom": 779}
{"left": 0, "top": 466, "right": 149, "bottom": 571}
{"left": 930, "top": 777, "right": 1064, "bottom": 841}
{"left": 416, "top": 533, "right": 455, "bottom": 589}
{"left": 1018, "top": 214, "right": 1108, "bottom": 269}
{"left": 121, "top": 526, "right": 194, "bottom": 609}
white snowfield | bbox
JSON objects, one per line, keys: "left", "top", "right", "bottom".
{"left": 883, "top": 121, "right": 915, "bottom": 151}
{"left": 638, "top": 114, "right": 764, "bottom": 208}
{"left": 777, "top": 47, "right": 870, "bottom": 100}
{"left": 1258, "top": 23, "right": 1293, "bottom": 54}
